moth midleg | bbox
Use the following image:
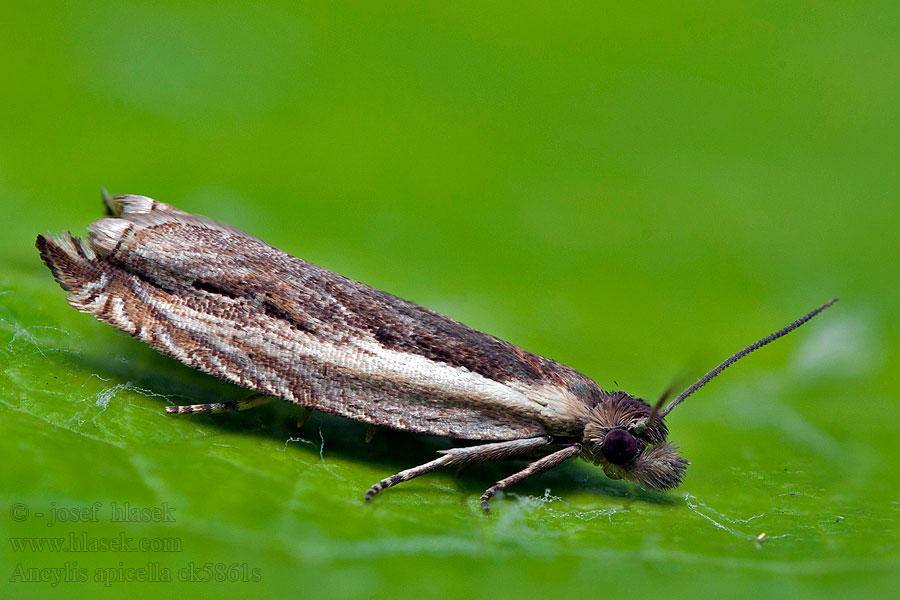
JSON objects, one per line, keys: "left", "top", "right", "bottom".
{"left": 296, "top": 406, "right": 314, "bottom": 429}
{"left": 364, "top": 436, "right": 552, "bottom": 503}
{"left": 479, "top": 444, "right": 581, "bottom": 513}
{"left": 165, "top": 393, "right": 273, "bottom": 415}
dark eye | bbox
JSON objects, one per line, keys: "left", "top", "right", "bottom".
{"left": 601, "top": 429, "right": 639, "bottom": 465}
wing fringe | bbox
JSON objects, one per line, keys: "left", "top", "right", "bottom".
{"left": 35, "top": 232, "right": 100, "bottom": 295}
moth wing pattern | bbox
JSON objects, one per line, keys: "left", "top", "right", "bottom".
{"left": 37, "top": 196, "right": 596, "bottom": 441}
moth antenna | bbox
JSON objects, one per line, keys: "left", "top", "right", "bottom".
{"left": 635, "top": 384, "right": 674, "bottom": 433}
{"left": 656, "top": 298, "right": 838, "bottom": 419}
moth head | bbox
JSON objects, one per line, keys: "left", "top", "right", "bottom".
{"left": 582, "top": 392, "right": 688, "bottom": 490}
{"left": 582, "top": 298, "right": 838, "bottom": 491}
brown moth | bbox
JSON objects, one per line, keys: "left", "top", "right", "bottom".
{"left": 36, "top": 193, "right": 837, "bottom": 512}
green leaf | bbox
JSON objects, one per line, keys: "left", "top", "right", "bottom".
{"left": 2, "top": 2, "right": 899, "bottom": 599}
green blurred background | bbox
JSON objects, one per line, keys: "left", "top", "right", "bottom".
{"left": 1, "top": 2, "right": 897, "bottom": 598}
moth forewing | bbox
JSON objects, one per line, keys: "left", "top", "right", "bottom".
{"left": 37, "top": 193, "right": 837, "bottom": 512}
{"left": 78, "top": 199, "right": 593, "bottom": 440}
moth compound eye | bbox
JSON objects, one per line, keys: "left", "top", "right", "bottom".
{"left": 601, "top": 428, "right": 639, "bottom": 465}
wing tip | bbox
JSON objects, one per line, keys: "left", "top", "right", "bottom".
{"left": 102, "top": 192, "right": 184, "bottom": 218}
{"left": 36, "top": 231, "right": 100, "bottom": 294}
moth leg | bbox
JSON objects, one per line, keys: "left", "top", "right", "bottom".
{"left": 364, "top": 436, "right": 552, "bottom": 503}
{"left": 296, "top": 406, "right": 314, "bottom": 429}
{"left": 165, "top": 393, "right": 273, "bottom": 415}
{"left": 480, "top": 444, "right": 581, "bottom": 514}
{"left": 365, "top": 425, "right": 378, "bottom": 444}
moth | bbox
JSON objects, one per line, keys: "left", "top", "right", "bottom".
{"left": 37, "top": 193, "right": 836, "bottom": 512}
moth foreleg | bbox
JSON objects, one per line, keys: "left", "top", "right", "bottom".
{"left": 364, "top": 436, "right": 552, "bottom": 504}
{"left": 165, "top": 393, "right": 273, "bottom": 415}
{"left": 479, "top": 444, "right": 581, "bottom": 514}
